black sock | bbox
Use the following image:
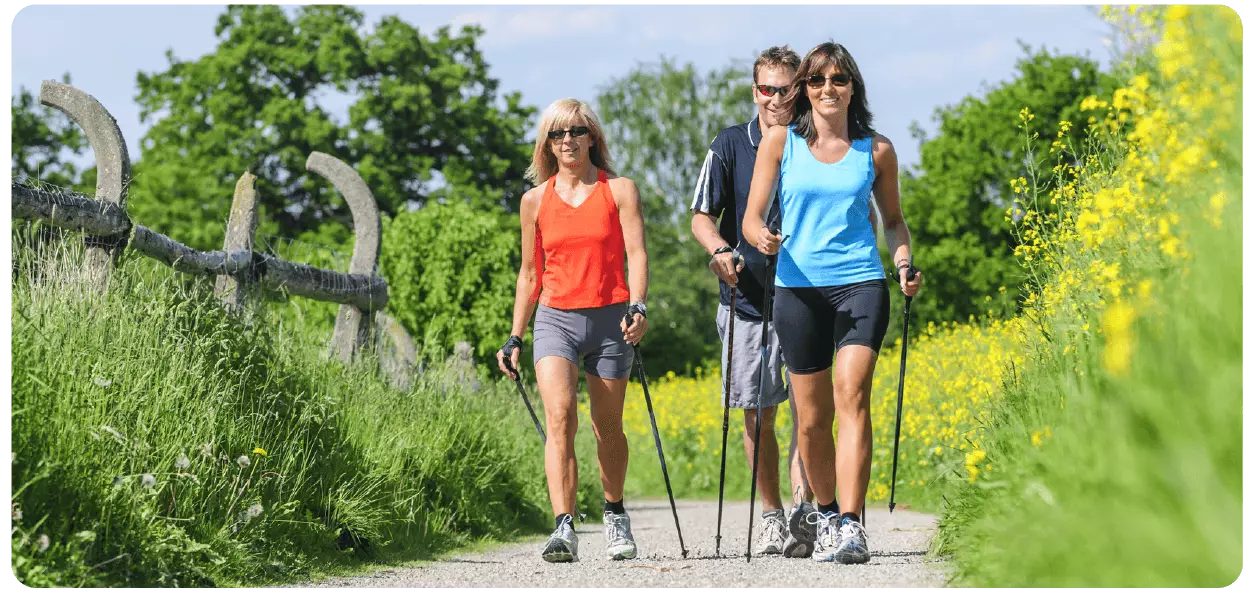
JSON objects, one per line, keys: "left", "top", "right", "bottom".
{"left": 555, "top": 513, "right": 573, "bottom": 529}
{"left": 604, "top": 498, "right": 625, "bottom": 515}
{"left": 818, "top": 501, "right": 840, "bottom": 516}
{"left": 841, "top": 512, "right": 860, "bottom": 524}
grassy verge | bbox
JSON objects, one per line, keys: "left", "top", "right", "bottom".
{"left": 932, "top": 6, "right": 1241, "bottom": 586}
{"left": 9, "top": 231, "right": 600, "bottom": 586}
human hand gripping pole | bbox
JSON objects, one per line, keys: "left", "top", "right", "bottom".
{"left": 888, "top": 263, "right": 920, "bottom": 513}
{"left": 499, "top": 336, "right": 587, "bottom": 523}
{"left": 623, "top": 306, "right": 689, "bottom": 558}
{"left": 746, "top": 216, "right": 786, "bottom": 562}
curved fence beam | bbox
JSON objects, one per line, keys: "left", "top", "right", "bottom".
{"left": 307, "top": 151, "right": 383, "bottom": 362}
{"left": 39, "top": 81, "right": 132, "bottom": 290}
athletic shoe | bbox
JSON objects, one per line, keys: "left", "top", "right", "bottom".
{"left": 833, "top": 515, "right": 871, "bottom": 564}
{"left": 783, "top": 501, "right": 818, "bottom": 558}
{"left": 604, "top": 511, "right": 638, "bottom": 560}
{"left": 757, "top": 509, "right": 787, "bottom": 555}
{"left": 541, "top": 515, "right": 579, "bottom": 563}
{"left": 811, "top": 511, "right": 840, "bottom": 562}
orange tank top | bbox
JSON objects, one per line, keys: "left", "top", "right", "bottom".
{"left": 532, "top": 169, "right": 631, "bottom": 310}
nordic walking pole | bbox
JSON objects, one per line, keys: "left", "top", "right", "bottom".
{"left": 503, "top": 356, "right": 587, "bottom": 523}
{"left": 747, "top": 218, "right": 785, "bottom": 563}
{"left": 888, "top": 264, "right": 919, "bottom": 513}
{"left": 714, "top": 253, "right": 743, "bottom": 558}
{"left": 625, "top": 311, "right": 689, "bottom": 558}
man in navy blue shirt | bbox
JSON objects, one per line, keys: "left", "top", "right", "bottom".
{"left": 689, "top": 45, "right": 818, "bottom": 558}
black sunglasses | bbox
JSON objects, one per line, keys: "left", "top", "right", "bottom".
{"left": 548, "top": 126, "right": 591, "bottom": 140}
{"left": 806, "top": 73, "right": 852, "bottom": 88}
{"left": 754, "top": 84, "right": 790, "bottom": 98}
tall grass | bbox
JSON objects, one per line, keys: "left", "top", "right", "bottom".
{"left": 931, "top": 5, "right": 1241, "bottom": 586}
{"left": 9, "top": 228, "right": 601, "bottom": 586}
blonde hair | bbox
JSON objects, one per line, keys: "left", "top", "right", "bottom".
{"left": 525, "top": 98, "right": 615, "bottom": 184}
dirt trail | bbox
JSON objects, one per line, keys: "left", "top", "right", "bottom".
{"left": 304, "top": 499, "right": 950, "bottom": 587}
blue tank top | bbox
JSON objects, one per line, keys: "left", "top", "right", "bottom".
{"left": 775, "top": 128, "right": 885, "bottom": 288}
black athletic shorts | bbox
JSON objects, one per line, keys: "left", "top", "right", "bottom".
{"left": 773, "top": 279, "right": 891, "bottom": 374}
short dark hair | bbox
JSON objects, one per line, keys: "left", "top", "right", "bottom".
{"left": 753, "top": 45, "right": 801, "bottom": 83}
{"left": 779, "top": 42, "right": 876, "bottom": 142}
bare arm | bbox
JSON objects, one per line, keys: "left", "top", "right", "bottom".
{"left": 871, "top": 135, "right": 922, "bottom": 297}
{"left": 613, "top": 177, "right": 650, "bottom": 344}
{"left": 744, "top": 125, "right": 788, "bottom": 254}
{"left": 497, "top": 185, "right": 543, "bottom": 377}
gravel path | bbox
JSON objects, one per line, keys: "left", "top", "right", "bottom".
{"left": 304, "top": 500, "right": 950, "bottom": 587}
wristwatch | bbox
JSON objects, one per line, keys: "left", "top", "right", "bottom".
{"left": 629, "top": 302, "right": 648, "bottom": 318}
{"left": 713, "top": 245, "right": 734, "bottom": 256}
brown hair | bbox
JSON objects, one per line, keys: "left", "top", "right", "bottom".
{"left": 525, "top": 98, "right": 615, "bottom": 184}
{"left": 753, "top": 45, "right": 801, "bottom": 83}
{"left": 779, "top": 42, "right": 876, "bottom": 143}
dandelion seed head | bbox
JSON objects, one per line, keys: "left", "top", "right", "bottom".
{"left": 175, "top": 454, "right": 191, "bottom": 470}
{"left": 237, "top": 455, "right": 251, "bottom": 469}
{"left": 36, "top": 534, "right": 50, "bottom": 552}
{"left": 141, "top": 474, "right": 156, "bottom": 488}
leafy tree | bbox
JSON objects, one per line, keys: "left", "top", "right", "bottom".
{"left": 595, "top": 58, "right": 755, "bottom": 375}
{"left": 596, "top": 56, "right": 753, "bottom": 221}
{"left": 898, "top": 44, "right": 1123, "bottom": 331}
{"left": 11, "top": 74, "right": 87, "bottom": 189}
{"left": 381, "top": 196, "right": 519, "bottom": 363}
{"left": 131, "top": 5, "right": 535, "bottom": 251}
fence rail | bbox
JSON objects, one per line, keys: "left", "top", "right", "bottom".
{"left": 12, "top": 80, "right": 407, "bottom": 372}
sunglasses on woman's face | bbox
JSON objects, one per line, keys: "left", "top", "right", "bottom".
{"left": 755, "top": 84, "right": 790, "bottom": 98}
{"left": 548, "top": 126, "right": 591, "bottom": 140}
{"left": 806, "top": 73, "right": 852, "bottom": 88}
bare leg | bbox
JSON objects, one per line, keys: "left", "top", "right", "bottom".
{"left": 586, "top": 373, "right": 629, "bottom": 503}
{"left": 832, "top": 346, "right": 878, "bottom": 518}
{"left": 742, "top": 405, "right": 782, "bottom": 512}
{"left": 789, "top": 369, "right": 836, "bottom": 506}
{"left": 536, "top": 356, "right": 581, "bottom": 517}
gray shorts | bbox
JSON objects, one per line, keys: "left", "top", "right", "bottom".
{"left": 716, "top": 303, "right": 788, "bottom": 409}
{"left": 533, "top": 302, "right": 635, "bottom": 379}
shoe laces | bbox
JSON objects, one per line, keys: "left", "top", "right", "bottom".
{"left": 838, "top": 518, "right": 865, "bottom": 542}
{"left": 605, "top": 514, "right": 628, "bottom": 543}
{"left": 811, "top": 512, "right": 838, "bottom": 548}
{"left": 760, "top": 513, "right": 785, "bottom": 543}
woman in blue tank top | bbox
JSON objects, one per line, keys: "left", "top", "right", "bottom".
{"left": 742, "top": 41, "right": 924, "bottom": 564}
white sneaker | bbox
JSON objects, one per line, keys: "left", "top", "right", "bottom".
{"left": 604, "top": 511, "right": 637, "bottom": 560}
{"left": 757, "top": 509, "right": 787, "bottom": 555}
{"left": 811, "top": 512, "right": 840, "bottom": 562}
{"left": 783, "top": 502, "right": 817, "bottom": 558}
{"left": 541, "top": 515, "right": 579, "bottom": 563}
{"left": 833, "top": 516, "right": 870, "bottom": 564}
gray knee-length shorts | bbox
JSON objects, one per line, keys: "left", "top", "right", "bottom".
{"left": 716, "top": 303, "right": 789, "bottom": 409}
{"left": 533, "top": 302, "right": 635, "bottom": 379}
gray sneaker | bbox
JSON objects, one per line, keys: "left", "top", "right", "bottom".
{"left": 812, "top": 512, "right": 840, "bottom": 562}
{"left": 757, "top": 509, "right": 788, "bottom": 555}
{"left": 541, "top": 515, "right": 579, "bottom": 563}
{"left": 833, "top": 516, "right": 871, "bottom": 564}
{"left": 783, "top": 502, "right": 818, "bottom": 558}
{"left": 603, "top": 511, "right": 637, "bottom": 560}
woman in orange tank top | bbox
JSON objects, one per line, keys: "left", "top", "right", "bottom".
{"left": 495, "top": 98, "right": 650, "bottom": 563}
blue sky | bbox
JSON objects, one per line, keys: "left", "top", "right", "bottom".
{"left": 11, "top": 3, "right": 1117, "bottom": 173}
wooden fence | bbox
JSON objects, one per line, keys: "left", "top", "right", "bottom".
{"left": 11, "top": 80, "right": 427, "bottom": 383}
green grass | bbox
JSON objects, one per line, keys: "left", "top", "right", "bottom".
{"left": 932, "top": 7, "right": 1242, "bottom": 586}
{"left": 9, "top": 228, "right": 602, "bottom": 586}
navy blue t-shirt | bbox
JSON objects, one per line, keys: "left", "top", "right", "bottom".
{"left": 689, "top": 115, "right": 780, "bottom": 321}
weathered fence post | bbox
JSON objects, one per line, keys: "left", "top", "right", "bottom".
{"left": 38, "top": 81, "right": 131, "bottom": 291}
{"left": 214, "top": 172, "right": 260, "bottom": 315}
{"left": 306, "top": 152, "right": 382, "bottom": 363}
{"left": 376, "top": 312, "right": 419, "bottom": 390}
